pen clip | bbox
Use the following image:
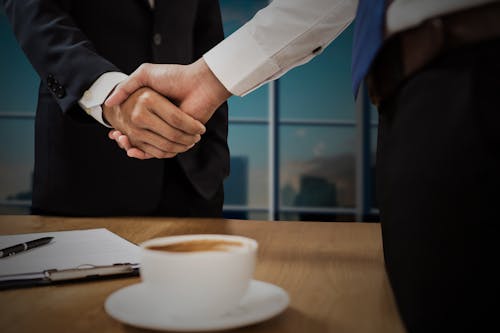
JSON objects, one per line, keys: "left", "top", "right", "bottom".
{"left": 45, "top": 263, "right": 139, "bottom": 282}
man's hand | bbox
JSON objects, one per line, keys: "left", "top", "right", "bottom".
{"left": 105, "top": 58, "right": 232, "bottom": 158}
{"left": 103, "top": 87, "right": 206, "bottom": 159}
{"left": 108, "top": 129, "right": 149, "bottom": 159}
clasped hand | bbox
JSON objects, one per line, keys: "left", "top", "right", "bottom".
{"left": 103, "top": 58, "right": 231, "bottom": 159}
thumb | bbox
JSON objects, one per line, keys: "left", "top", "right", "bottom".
{"left": 105, "top": 64, "right": 151, "bottom": 107}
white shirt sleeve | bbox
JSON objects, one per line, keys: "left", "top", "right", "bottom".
{"left": 203, "top": 0, "right": 358, "bottom": 96}
{"left": 78, "top": 72, "right": 129, "bottom": 127}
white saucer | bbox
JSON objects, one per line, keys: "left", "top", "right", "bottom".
{"left": 105, "top": 280, "right": 290, "bottom": 332}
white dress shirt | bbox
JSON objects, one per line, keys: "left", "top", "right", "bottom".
{"left": 204, "top": 0, "right": 498, "bottom": 97}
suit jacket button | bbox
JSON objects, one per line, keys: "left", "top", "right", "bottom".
{"left": 55, "top": 86, "right": 66, "bottom": 98}
{"left": 153, "top": 33, "right": 162, "bottom": 46}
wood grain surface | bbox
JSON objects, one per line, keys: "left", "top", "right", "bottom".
{"left": 0, "top": 215, "right": 406, "bottom": 333}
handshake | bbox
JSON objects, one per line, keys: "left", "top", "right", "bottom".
{"left": 103, "top": 58, "right": 232, "bottom": 159}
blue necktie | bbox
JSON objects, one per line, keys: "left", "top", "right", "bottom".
{"left": 351, "top": 0, "right": 386, "bottom": 97}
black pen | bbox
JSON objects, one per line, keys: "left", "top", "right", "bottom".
{"left": 0, "top": 237, "right": 54, "bottom": 258}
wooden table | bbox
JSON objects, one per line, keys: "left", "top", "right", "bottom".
{"left": 0, "top": 215, "right": 406, "bottom": 333}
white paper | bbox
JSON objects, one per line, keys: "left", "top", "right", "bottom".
{"left": 0, "top": 228, "right": 140, "bottom": 277}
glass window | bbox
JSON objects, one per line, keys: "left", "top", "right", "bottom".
{"left": 227, "top": 88, "right": 268, "bottom": 120}
{"left": 0, "top": 119, "right": 34, "bottom": 202}
{"left": 220, "top": 0, "right": 269, "bottom": 120}
{"left": 224, "top": 124, "right": 269, "bottom": 209}
{"left": 0, "top": 8, "right": 36, "bottom": 214}
{"left": 0, "top": 8, "right": 38, "bottom": 114}
{"left": 220, "top": 0, "right": 270, "bottom": 219}
{"left": 279, "top": 25, "right": 355, "bottom": 121}
{"left": 280, "top": 126, "right": 356, "bottom": 208}
{"left": 219, "top": 0, "right": 268, "bottom": 36}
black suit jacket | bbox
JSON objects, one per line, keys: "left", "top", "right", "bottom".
{"left": 2, "top": 0, "right": 229, "bottom": 215}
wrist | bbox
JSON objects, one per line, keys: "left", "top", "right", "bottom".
{"left": 101, "top": 104, "right": 113, "bottom": 127}
{"left": 193, "top": 58, "right": 232, "bottom": 109}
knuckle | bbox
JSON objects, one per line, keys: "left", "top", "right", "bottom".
{"left": 130, "top": 109, "right": 145, "bottom": 124}
{"left": 137, "top": 90, "right": 153, "bottom": 104}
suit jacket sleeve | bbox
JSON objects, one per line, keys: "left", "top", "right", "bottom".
{"left": 1, "top": 0, "right": 120, "bottom": 114}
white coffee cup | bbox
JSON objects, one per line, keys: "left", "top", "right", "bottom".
{"left": 139, "top": 234, "right": 258, "bottom": 318}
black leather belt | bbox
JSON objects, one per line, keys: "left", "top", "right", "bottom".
{"left": 366, "top": 2, "right": 500, "bottom": 106}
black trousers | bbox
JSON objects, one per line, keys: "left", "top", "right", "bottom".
{"left": 376, "top": 39, "right": 499, "bottom": 333}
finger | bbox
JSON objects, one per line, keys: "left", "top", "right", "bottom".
{"left": 131, "top": 89, "right": 204, "bottom": 144}
{"left": 147, "top": 110, "right": 202, "bottom": 147}
{"left": 105, "top": 80, "right": 141, "bottom": 107}
{"left": 132, "top": 141, "right": 178, "bottom": 159}
{"left": 114, "top": 137, "right": 127, "bottom": 150}
{"left": 117, "top": 135, "right": 133, "bottom": 150}
{"left": 116, "top": 133, "right": 152, "bottom": 159}
{"left": 127, "top": 137, "right": 196, "bottom": 160}
{"left": 150, "top": 95, "right": 206, "bottom": 135}
{"left": 108, "top": 130, "right": 121, "bottom": 140}
{"left": 134, "top": 129, "right": 194, "bottom": 154}
{"left": 105, "top": 65, "right": 151, "bottom": 107}
{"left": 118, "top": 88, "right": 203, "bottom": 146}
{"left": 126, "top": 148, "right": 155, "bottom": 160}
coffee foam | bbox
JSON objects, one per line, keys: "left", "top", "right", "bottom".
{"left": 147, "top": 239, "right": 250, "bottom": 253}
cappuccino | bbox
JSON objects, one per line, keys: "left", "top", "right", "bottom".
{"left": 147, "top": 239, "right": 243, "bottom": 253}
{"left": 139, "top": 234, "right": 258, "bottom": 317}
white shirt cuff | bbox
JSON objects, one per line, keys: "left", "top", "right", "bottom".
{"left": 203, "top": 26, "right": 280, "bottom": 97}
{"left": 78, "top": 71, "right": 129, "bottom": 127}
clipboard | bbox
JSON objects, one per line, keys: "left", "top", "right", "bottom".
{"left": 0, "top": 229, "right": 140, "bottom": 290}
